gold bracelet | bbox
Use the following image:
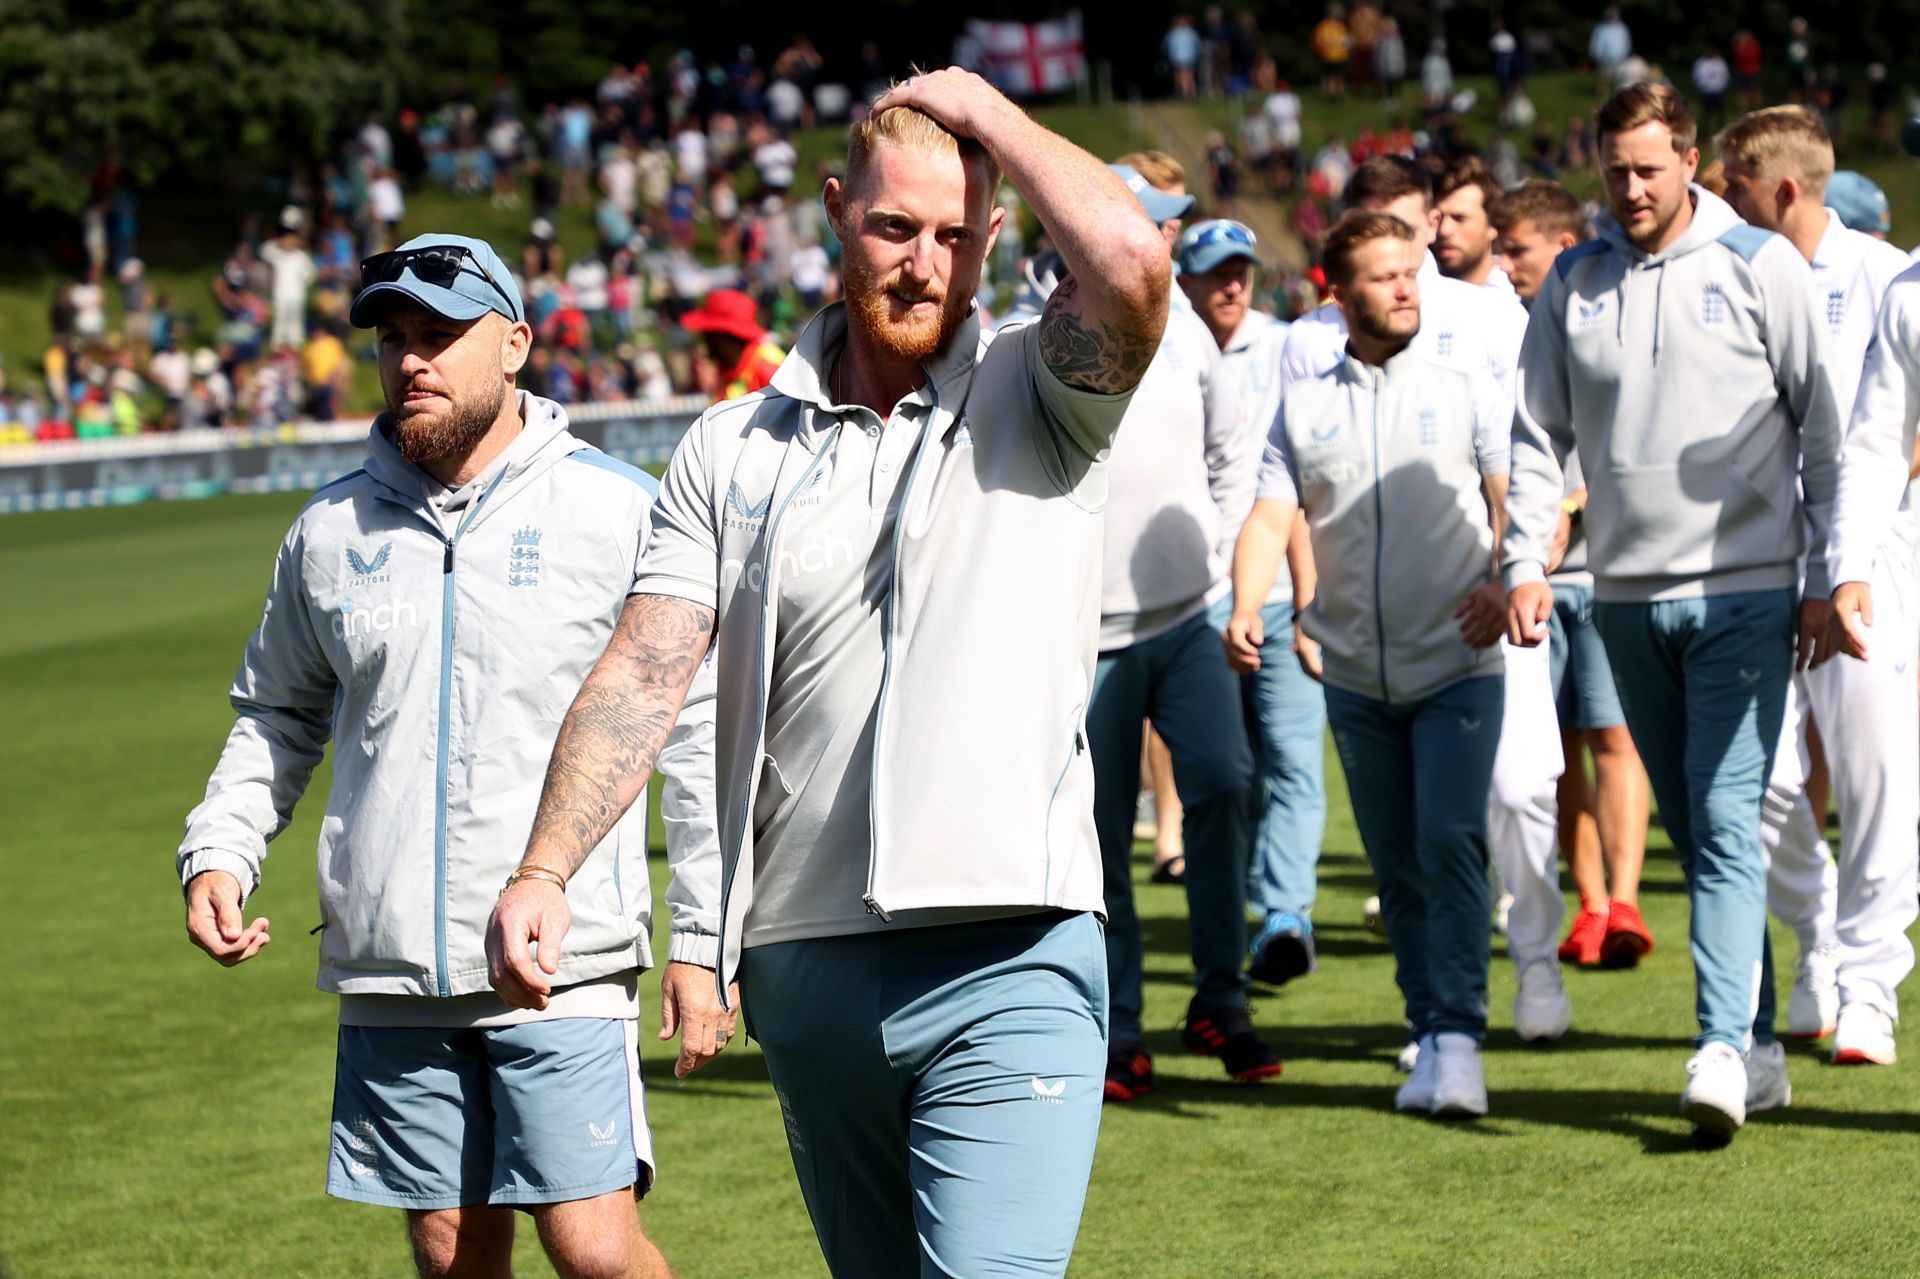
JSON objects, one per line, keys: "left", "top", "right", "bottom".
{"left": 501, "top": 865, "right": 568, "bottom": 896}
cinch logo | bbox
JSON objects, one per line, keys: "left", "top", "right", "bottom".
{"left": 1826, "top": 289, "right": 1847, "bottom": 331}
{"left": 1701, "top": 283, "right": 1727, "bottom": 325}
{"left": 1418, "top": 408, "right": 1439, "bottom": 446}
{"left": 721, "top": 533, "right": 856, "bottom": 596}
{"left": 508, "top": 525, "right": 543, "bottom": 588}
{"left": 332, "top": 595, "right": 420, "bottom": 639}
{"left": 345, "top": 542, "right": 393, "bottom": 586}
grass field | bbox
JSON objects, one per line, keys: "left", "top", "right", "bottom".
{"left": 2, "top": 491, "right": 1918, "bottom": 1279}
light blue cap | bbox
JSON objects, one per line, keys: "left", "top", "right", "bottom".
{"left": 1176, "top": 219, "right": 1259, "bottom": 275}
{"left": 350, "top": 233, "right": 525, "bottom": 327}
{"left": 1109, "top": 164, "right": 1196, "bottom": 223}
{"left": 1826, "top": 171, "right": 1891, "bottom": 236}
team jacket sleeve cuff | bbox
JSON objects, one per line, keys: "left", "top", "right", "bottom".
{"left": 1503, "top": 560, "right": 1547, "bottom": 590}
{"left": 178, "top": 849, "right": 260, "bottom": 904}
{"left": 667, "top": 931, "right": 720, "bottom": 968}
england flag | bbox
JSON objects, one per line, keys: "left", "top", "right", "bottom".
{"left": 968, "top": 12, "right": 1088, "bottom": 99}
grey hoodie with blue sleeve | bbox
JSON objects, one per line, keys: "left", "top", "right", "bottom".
{"left": 1504, "top": 186, "right": 1844, "bottom": 602}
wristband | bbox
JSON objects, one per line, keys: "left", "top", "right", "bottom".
{"left": 501, "top": 865, "right": 568, "bottom": 896}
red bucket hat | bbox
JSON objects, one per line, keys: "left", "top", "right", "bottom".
{"left": 679, "top": 289, "right": 765, "bottom": 342}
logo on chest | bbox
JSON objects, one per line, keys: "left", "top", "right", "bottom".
{"left": 1701, "top": 283, "right": 1727, "bottom": 326}
{"left": 1576, "top": 299, "right": 1607, "bottom": 328}
{"left": 1418, "top": 408, "right": 1440, "bottom": 446}
{"left": 508, "top": 526, "right": 543, "bottom": 588}
{"left": 724, "top": 480, "right": 772, "bottom": 532}
{"left": 1434, "top": 331, "right": 1455, "bottom": 358}
{"left": 1826, "top": 289, "right": 1847, "bottom": 331}
{"left": 345, "top": 542, "right": 393, "bottom": 587}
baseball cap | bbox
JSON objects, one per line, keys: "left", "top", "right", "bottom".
{"left": 1176, "top": 219, "right": 1259, "bottom": 275}
{"left": 1109, "top": 164, "right": 1196, "bottom": 223}
{"left": 350, "top": 233, "right": 525, "bottom": 328}
{"left": 1826, "top": 171, "right": 1891, "bottom": 236}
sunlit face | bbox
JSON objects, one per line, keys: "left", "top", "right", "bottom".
{"left": 1359, "top": 191, "right": 1437, "bottom": 254}
{"left": 1156, "top": 183, "right": 1189, "bottom": 249}
{"left": 1433, "top": 184, "right": 1497, "bottom": 280}
{"left": 375, "top": 303, "right": 529, "bottom": 465}
{"left": 1599, "top": 122, "right": 1699, "bottom": 251}
{"left": 1495, "top": 219, "right": 1573, "bottom": 303}
{"left": 1179, "top": 257, "right": 1255, "bottom": 345}
{"left": 826, "top": 140, "right": 1001, "bottom": 363}
{"left": 1718, "top": 156, "right": 1780, "bottom": 231}
{"left": 1334, "top": 235, "right": 1421, "bottom": 344}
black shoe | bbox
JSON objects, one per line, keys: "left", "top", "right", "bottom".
{"left": 1104, "top": 1040, "right": 1154, "bottom": 1102}
{"left": 1248, "top": 911, "right": 1318, "bottom": 987}
{"left": 1181, "top": 999, "right": 1284, "bottom": 1082}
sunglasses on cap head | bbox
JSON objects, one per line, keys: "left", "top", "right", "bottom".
{"left": 359, "top": 245, "right": 518, "bottom": 317}
{"left": 1181, "top": 219, "right": 1258, "bottom": 255}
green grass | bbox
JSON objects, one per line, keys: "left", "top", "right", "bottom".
{"left": 2, "top": 492, "right": 1917, "bottom": 1279}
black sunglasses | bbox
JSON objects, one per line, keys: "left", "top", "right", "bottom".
{"left": 359, "top": 246, "right": 518, "bottom": 318}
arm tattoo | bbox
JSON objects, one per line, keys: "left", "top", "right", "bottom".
{"left": 525, "top": 595, "right": 716, "bottom": 876}
{"left": 1038, "top": 274, "right": 1159, "bottom": 394}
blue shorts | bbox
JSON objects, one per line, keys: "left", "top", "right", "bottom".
{"left": 1549, "top": 581, "right": 1625, "bottom": 731}
{"left": 327, "top": 1018, "right": 654, "bottom": 1210}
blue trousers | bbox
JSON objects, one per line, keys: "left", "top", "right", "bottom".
{"left": 739, "top": 912, "right": 1107, "bottom": 1279}
{"left": 1210, "top": 596, "right": 1329, "bottom": 920}
{"left": 1324, "top": 675, "right": 1504, "bottom": 1040}
{"left": 1593, "top": 591, "right": 1793, "bottom": 1049}
{"left": 1089, "top": 607, "right": 1256, "bottom": 1043}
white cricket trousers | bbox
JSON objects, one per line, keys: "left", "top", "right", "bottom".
{"left": 1489, "top": 638, "right": 1566, "bottom": 968}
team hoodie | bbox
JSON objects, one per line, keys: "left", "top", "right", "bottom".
{"left": 1505, "top": 186, "right": 1844, "bottom": 602}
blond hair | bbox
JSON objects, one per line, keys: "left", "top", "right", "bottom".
{"left": 1595, "top": 81, "right": 1697, "bottom": 155}
{"left": 846, "top": 106, "right": 1002, "bottom": 197}
{"left": 1116, "top": 149, "right": 1188, "bottom": 191}
{"left": 1713, "top": 106, "right": 1833, "bottom": 197}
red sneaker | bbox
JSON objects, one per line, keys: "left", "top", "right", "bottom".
{"left": 1557, "top": 906, "right": 1609, "bottom": 966}
{"left": 1600, "top": 901, "right": 1655, "bottom": 969}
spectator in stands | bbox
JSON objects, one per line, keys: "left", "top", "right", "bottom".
{"left": 1313, "top": 5, "right": 1352, "bottom": 101}
{"left": 1374, "top": 18, "right": 1407, "bottom": 103}
{"left": 119, "top": 259, "right": 151, "bottom": 366}
{"left": 1588, "top": 8, "right": 1631, "bottom": 91}
{"left": 1348, "top": 1, "right": 1381, "bottom": 93}
{"left": 1422, "top": 38, "right": 1455, "bottom": 112}
{"left": 300, "top": 321, "right": 350, "bottom": 421}
{"left": 259, "top": 206, "right": 317, "bottom": 351}
{"left": 1731, "top": 28, "right": 1764, "bottom": 110}
{"left": 679, "top": 287, "right": 783, "bottom": 401}
{"left": 1694, "top": 47, "right": 1732, "bottom": 133}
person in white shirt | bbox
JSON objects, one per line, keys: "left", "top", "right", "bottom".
{"left": 258, "top": 209, "right": 318, "bottom": 350}
{"left": 1432, "top": 157, "right": 1513, "bottom": 293}
{"left": 1718, "top": 106, "right": 1917, "bottom": 1066}
{"left": 1176, "top": 220, "right": 1327, "bottom": 989}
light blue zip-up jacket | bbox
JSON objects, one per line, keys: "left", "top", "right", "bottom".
{"left": 177, "top": 393, "right": 664, "bottom": 998}
{"left": 1505, "top": 186, "right": 1844, "bottom": 602}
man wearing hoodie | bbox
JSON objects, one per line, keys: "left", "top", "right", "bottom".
{"left": 177, "top": 233, "right": 674, "bottom": 1278}
{"left": 487, "top": 71, "right": 1173, "bottom": 1278}
{"left": 1719, "top": 105, "right": 1918, "bottom": 1067}
{"left": 1505, "top": 84, "right": 1846, "bottom": 1143}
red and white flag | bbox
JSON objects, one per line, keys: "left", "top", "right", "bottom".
{"left": 967, "top": 12, "right": 1087, "bottom": 98}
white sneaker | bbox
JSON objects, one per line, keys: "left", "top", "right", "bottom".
{"left": 1744, "top": 1039, "right": 1792, "bottom": 1113}
{"left": 1787, "top": 943, "right": 1841, "bottom": 1039}
{"left": 1430, "top": 1033, "right": 1489, "bottom": 1117}
{"left": 1394, "top": 1034, "right": 1437, "bottom": 1111}
{"left": 1832, "top": 1004, "right": 1898, "bottom": 1066}
{"left": 1513, "top": 958, "right": 1573, "bottom": 1042}
{"left": 1363, "top": 895, "right": 1387, "bottom": 938}
{"left": 1396, "top": 1035, "right": 1421, "bottom": 1073}
{"left": 1494, "top": 892, "right": 1514, "bottom": 936}
{"left": 1680, "top": 1043, "right": 1747, "bottom": 1139}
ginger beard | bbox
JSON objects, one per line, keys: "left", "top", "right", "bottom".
{"left": 840, "top": 245, "right": 972, "bottom": 364}
{"left": 385, "top": 367, "right": 505, "bottom": 466}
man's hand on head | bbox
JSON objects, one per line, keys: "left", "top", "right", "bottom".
{"left": 871, "top": 67, "right": 1008, "bottom": 140}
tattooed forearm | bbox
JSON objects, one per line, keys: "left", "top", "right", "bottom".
{"left": 1038, "top": 274, "right": 1160, "bottom": 394}
{"left": 523, "top": 595, "right": 715, "bottom": 876}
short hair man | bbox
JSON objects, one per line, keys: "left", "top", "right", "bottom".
{"left": 1491, "top": 180, "right": 1657, "bottom": 975}
{"left": 1432, "top": 156, "right": 1508, "bottom": 290}
{"left": 1116, "top": 148, "right": 1191, "bottom": 249}
{"left": 178, "top": 233, "right": 672, "bottom": 1277}
{"left": 1228, "top": 211, "right": 1513, "bottom": 1116}
{"left": 1176, "top": 219, "right": 1330, "bottom": 990}
{"left": 1819, "top": 125, "right": 1920, "bottom": 1067}
{"left": 486, "top": 70, "right": 1170, "bottom": 1276}
{"left": 1287, "top": 154, "right": 1568, "bottom": 1052}
{"left": 1083, "top": 185, "right": 1279, "bottom": 1105}
{"left": 1717, "top": 104, "right": 1917, "bottom": 1063}
{"left": 1504, "top": 84, "right": 1846, "bottom": 1143}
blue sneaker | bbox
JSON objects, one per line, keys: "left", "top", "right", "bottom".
{"left": 1249, "top": 910, "right": 1317, "bottom": 987}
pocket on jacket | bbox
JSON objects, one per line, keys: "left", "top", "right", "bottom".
{"left": 751, "top": 753, "right": 795, "bottom": 836}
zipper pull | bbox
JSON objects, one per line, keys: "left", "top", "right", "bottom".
{"left": 443, "top": 541, "right": 454, "bottom": 574}
{"left": 861, "top": 893, "right": 892, "bottom": 922}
